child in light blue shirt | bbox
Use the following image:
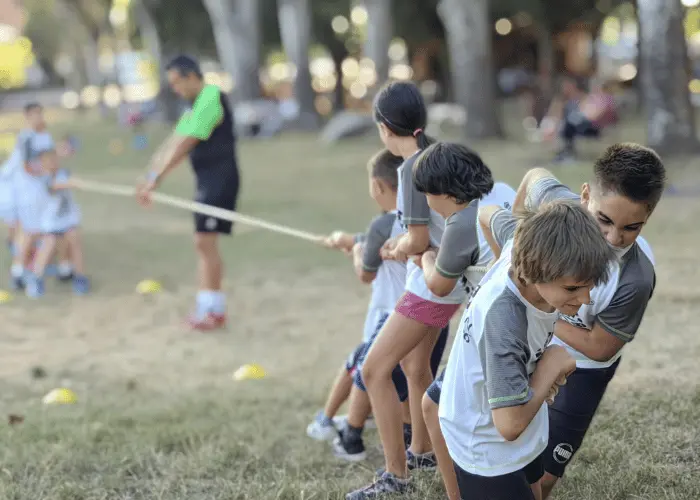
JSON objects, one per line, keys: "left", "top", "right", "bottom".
{"left": 24, "top": 150, "right": 89, "bottom": 298}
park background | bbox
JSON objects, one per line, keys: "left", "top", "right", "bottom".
{"left": 1, "top": 0, "right": 699, "bottom": 498}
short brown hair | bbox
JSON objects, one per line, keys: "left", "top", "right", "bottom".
{"left": 512, "top": 200, "right": 615, "bottom": 285}
{"left": 367, "top": 149, "right": 402, "bottom": 191}
{"left": 594, "top": 143, "right": 666, "bottom": 212}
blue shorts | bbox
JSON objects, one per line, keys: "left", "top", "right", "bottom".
{"left": 544, "top": 359, "right": 620, "bottom": 477}
{"left": 352, "top": 315, "right": 449, "bottom": 403}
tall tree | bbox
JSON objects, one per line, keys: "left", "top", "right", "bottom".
{"left": 438, "top": 0, "right": 503, "bottom": 138}
{"left": 131, "top": 0, "right": 181, "bottom": 122}
{"left": 363, "top": 0, "right": 391, "bottom": 86}
{"left": 201, "top": 0, "right": 261, "bottom": 102}
{"left": 278, "top": 0, "right": 319, "bottom": 128}
{"left": 637, "top": 0, "right": 699, "bottom": 154}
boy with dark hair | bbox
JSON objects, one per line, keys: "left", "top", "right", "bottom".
{"left": 514, "top": 142, "right": 665, "bottom": 498}
{"left": 440, "top": 200, "right": 616, "bottom": 500}
{"left": 136, "top": 54, "right": 240, "bottom": 330}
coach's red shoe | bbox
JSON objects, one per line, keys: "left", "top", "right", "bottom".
{"left": 187, "top": 313, "right": 227, "bottom": 332}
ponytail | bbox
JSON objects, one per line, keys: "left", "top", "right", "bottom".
{"left": 413, "top": 129, "right": 434, "bottom": 150}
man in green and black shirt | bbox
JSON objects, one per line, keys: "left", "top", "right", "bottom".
{"left": 136, "top": 55, "right": 239, "bottom": 331}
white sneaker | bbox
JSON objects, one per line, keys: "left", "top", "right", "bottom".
{"left": 306, "top": 411, "right": 337, "bottom": 441}
{"left": 333, "top": 414, "right": 377, "bottom": 430}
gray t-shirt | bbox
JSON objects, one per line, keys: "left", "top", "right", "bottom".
{"left": 527, "top": 176, "right": 656, "bottom": 368}
{"left": 361, "top": 212, "right": 396, "bottom": 272}
{"left": 435, "top": 202, "right": 480, "bottom": 279}
{"left": 397, "top": 153, "right": 447, "bottom": 248}
{"left": 489, "top": 208, "right": 518, "bottom": 250}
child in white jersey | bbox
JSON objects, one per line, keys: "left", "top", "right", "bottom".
{"left": 308, "top": 150, "right": 449, "bottom": 461}
{"left": 439, "top": 200, "right": 615, "bottom": 500}
{"left": 307, "top": 149, "right": 405, "bottom": 441}
{"left": 9, "top": 103, "right": 56, "bottom": 290}
{"left": 409, "top": 143, "right": 516, "bottom": 500}
{"left": 347, "top": 83, "right": 499, "bottom": 499}
{"left": 514, "top": 143, "right": 665, "bottom": 498}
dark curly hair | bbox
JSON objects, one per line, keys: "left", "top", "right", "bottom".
{"left": 593, "top": 143, "right": 666, "bottom": 212}
{"left": 413, "top": 142, "right": 494, "bottom": 204}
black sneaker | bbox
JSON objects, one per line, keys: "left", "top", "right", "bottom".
{"left": 375, "top": 449, "right": 437, "bottom": 477}
{"left": 345, "top": 472, "right": 412, "bottom": 499}
{"left": 406, "top": 450, "right": 437, "bottom": 470}
{"left": 333, "top": 425, "right": 367, "bottom": 462}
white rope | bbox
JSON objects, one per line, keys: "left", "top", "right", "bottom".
{"left": 70, "top": 177, "right": 489, "bottom": 274}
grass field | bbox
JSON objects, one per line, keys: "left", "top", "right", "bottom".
{"left": 1, "top": 114, "right": 699, "bottom": 500}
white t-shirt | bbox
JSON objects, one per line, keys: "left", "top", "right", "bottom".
{"left": 357, "top": 211, "right": 406, "bottom": 341}
{"left": 439, "top": 211, "right": 556, "bottom": 477}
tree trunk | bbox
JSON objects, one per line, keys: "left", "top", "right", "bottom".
{"left": 363, "top": 0, "right": 392, "bottom": 87}
{"left": 637, "top": 0, "right": 699, "bottom": 154}
{"left": 278, "top": 0, "right": 319, "bottom": 129}
{"left": 202, "top": 0, "right": 261, "bottom": 103}
{"left": 132, "top": 0, "right": 179, "bottom": 122}
{"left": 231, "top": 0, "right": 262, "bottom": 102}
{"left": 437, "top": 0, "right": 503, "bottom": 139}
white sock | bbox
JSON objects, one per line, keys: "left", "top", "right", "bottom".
{"left": 196, "top": 290, "right": 215, "bottom": 314}
{"left": 58, "top": 262, "right": 73, "bottom": 276}
{"left": 11, "top": 264, "right": 24, "bottom": 278}
{"left": 211, "top": 291, "right": 226, "bottom": 314}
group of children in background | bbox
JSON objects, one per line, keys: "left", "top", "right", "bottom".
{"left": 309, "top": 81, "right": 665, "bottom": 500}
{"left": 0, "top": 103, "right": 89, "bottom": 298}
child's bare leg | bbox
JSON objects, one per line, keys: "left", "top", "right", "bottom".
{"left": 401, "top": 400, "right": 411, "bottom": 425}
{"left": 531, "top": 480, "right": 543, "bottom": 500}
{"left": 12, "top": 230, "right": 37, "bottom": 272}
{"left": 346, "top": 386, "right": 372, "bottom": 429}
{"left": 64, "top": 228, "right": 85, "bottom": 274}
{"left": 400, "top": 327, "right": 440, "bottom": 455}
{"left": 323, "top": 365, "right": 354, "bottom": 419}
{"left": 32, "top": 234, "right": 58, "bottom": 276}
{"left": 362, "top": 312, "right": 432, "bottom": 478}
{"left": 422, "top": 392, "right": 459, "bottom": 500}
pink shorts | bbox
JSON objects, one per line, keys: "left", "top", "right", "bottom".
{"left": 395, "top": 292, "right": 460, "bottom": 329}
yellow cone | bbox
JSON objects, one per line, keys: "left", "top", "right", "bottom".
{"left": 232, "top": 364, "right": 266, "bottom": 381}
{"left": 136, "top": 279, "right": 162, "bottom": 295}
{"left": 42, "top": 388, "right": 78, "bottom": 405}
{"left": 0, "top": 290, "right": 12, "bottom": 304}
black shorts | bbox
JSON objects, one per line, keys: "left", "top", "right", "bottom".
{"left": 353, "top": 323, "right": 449, "bottom": 403}
{"left": 454, "top": 453, "right": 544, "bottom": 500}
{"left": 544, "top": 358, "right": 620, "bottom": 477}
{"left": 426, "top": 369, "right": 444, "bottom": 405}
{"left": 194, "top": 163, "right": 240, "bottom": 235}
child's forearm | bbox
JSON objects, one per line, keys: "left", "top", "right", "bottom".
{"left": 51, "top": 181, "right": 72, "bottom": 191}
{"left": 492, "top": 365, "right": 559, "bottom": 441}
{"left": 395, "top": 225, "right": 429, "bottom": 255}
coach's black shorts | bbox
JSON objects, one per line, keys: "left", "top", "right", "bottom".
{"left": 194, "top": 163, "right": 240, "bottom": 235}
{"left": 353, "top": 323, "right": 449, "bottom": 403}
{"left": 544, "top": 358, "right": 620, "bottom": 477}
{"left": 454, "top": 453, "right": 544, "bottom": 500}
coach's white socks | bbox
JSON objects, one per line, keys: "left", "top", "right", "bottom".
{"left": 197, "top": 290, "right": 227, "bottom": 315}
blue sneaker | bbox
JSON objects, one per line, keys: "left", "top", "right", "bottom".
{"left": 25, "top": 274, "right": 45, "bottom": 298}
{"left": 72, "top": 275, "right": 90, "bottom": 295}
{"left": 10, "top": 273, "right": 25, "bottom": 291}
